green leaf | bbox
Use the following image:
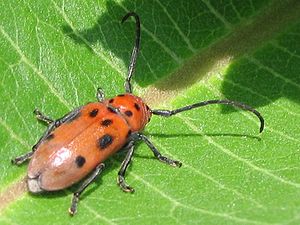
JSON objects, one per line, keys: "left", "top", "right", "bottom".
{"left": 1, "top": 0, "right": 300, "bottom": 224}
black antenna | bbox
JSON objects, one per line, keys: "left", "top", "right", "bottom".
{"left": 122, "top": 12, "right": 141, "bottom": 93}
{"left": 152, "top": 99, "right": 264, "bottom": 133}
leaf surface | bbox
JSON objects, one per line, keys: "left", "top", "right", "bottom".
{"left": 0, "top": 0, "right": 300, "bottom": 224}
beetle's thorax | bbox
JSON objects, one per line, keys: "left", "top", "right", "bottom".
{"left": 104, "top": 93, "right": 151, "bottom": 132}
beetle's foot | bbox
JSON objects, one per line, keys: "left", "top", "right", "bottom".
{"left": 117, "top": 175, "right": 135, "bottom": 193}
{"left": 11, "top": 152, "right": 33, "bottom": 165}
{"left": 69, "top": 193, "right": 79, "bottom": 216}
{"left": 157, "top": 155, "right": 182, "bottom": 168}
{"left": 11, "top": 157, "right": 23, "bottom": 165}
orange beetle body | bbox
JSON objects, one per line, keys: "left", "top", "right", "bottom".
{"left": 27, "top": 94, "right": 151, "bottom": 192}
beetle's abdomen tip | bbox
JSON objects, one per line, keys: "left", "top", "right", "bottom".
{"left": 27, "top": 177, "right": 43, "bottom": 193}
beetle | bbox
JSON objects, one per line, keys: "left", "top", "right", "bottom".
{"left": 12, "top": 12, "right": 264, "bottom": 215}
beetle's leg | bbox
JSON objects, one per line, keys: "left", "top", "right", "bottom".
{"left": 34, "top": 107, "right": 82, "bottom": 126}
{"left": 11, "top": 151, "right": 35, "bottom": 165}
{"left": 117, "top": 141, "right": 135, "bottom": 192}
{"left": 69, "top": 163, "right": 105, "bottom": 216}
{"left": 12, "top": 108, "right": 81, "bottom": 165}
{"left": 96, "top": 88, "right": 105, "bottom": 102}
{"left": 11, "top": 122, "right": 57, "bottom": 165}
{"left": 131, "top": 133, "right": 182, "bottom": 167}
{"left": 33, "top": 109, "right": 54, "bottom": 125}
{"left": 58, "top": 107, "right": 82, "bottom": 124}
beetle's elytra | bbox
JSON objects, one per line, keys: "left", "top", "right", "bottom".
{"left": 12, "top": 12, "right": 264, "bottom": 215}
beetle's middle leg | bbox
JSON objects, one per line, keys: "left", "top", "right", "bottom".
{"left": 34, "top": 109, "right": 54, "bottom": 125}
{"left": 131, "top": 133, "right": 182, "bottom": 167}
{"left": 117, "top": 141, "right": 135, "bottom": 192}
{"left": 96, "top": 88, "right": 105, "bottom": 102}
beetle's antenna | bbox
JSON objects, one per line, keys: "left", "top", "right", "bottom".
{"left": 152, "top": 100, "right": 264, "bottom": 133}
{"left": 122, "top": 12, "right": 141, "bottom": 93}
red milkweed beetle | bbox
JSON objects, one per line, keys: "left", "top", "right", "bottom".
{"left": 12, "top": 12, "right": 264, "bottom": 215}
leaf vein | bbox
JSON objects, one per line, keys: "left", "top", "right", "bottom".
{"left": 131, "top": 171, "right": 274, "bottom": 224}
{"left": 216, "top": 74, "right": 300, "bottom": 117}
{"left": 118, "top": 2, "right": 183, "bottom": 64}
{"left": 201, "top": 0, "right": 233, "bottom": 30}
{"left": 0, "top": 26, "right": 72, "bottom": 110}
{"left": 156, "top": 142, "right": 265, "bottom": 209}
{"left": 246, "top": 55, "right": 300, "bottom": 90}
{"left": 178, "top": 114, "right": 300, "bottom": 188}
{"left": 155, "top": 0, "right": 197, "bottom": 53}
{"left": 51, "top": 0, "right": 125, "bottom": 78}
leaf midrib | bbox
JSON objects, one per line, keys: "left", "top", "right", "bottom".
{"left": 143, "top": 0, "right": 300, "bottom": 105}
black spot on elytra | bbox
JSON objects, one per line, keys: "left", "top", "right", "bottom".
{"left": 109, "top": 99, "right": 114, "bottom": 103}
{"left": 66, "top": 111, "right": 81, "bottom": 123}
{"left": 75, "top": 155, "right": 86, "bottom": 168}
{"left": 118, "top": 94, "right": 125, "bottom": 97}
{"left": 89, "top": 109, "right": 99, "bottom": 117}
{"left": 46, "top": 133, "right": 54, "bottom": 141}
{"left": 134, "top": 103, "right": 140, "bottom": 111}
{"left": 107, "top": 106, "right": 117, "bottom": 114}
{"left": 98, "top": 134, "right": 113, "bottom": 149}
{"left": 125, "top": 110, "right": 133, "bottom": 117}
{"left": 127, "top": 130, "right": 132, "bottom": 138}
{"left": 101, "top": 119, "right": 113, "bottom": 127}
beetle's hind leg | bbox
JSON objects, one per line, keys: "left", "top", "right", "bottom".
{"left": 12, "top": 109, "right": 57, "bottom": 165}
{"left": 11, "top": 121, "right": 56, "bottom": 165}
{"left": 11, "top": 109, "right": 80, "bottom": 165}
{"left": 117, "top": 141, "right": 135, "bottom": 192}
{"left": 69, "top": 163, "right": 105, "bottom": 216}
{"left": 11, "top": 151, "right": 35, "bottom": 165}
